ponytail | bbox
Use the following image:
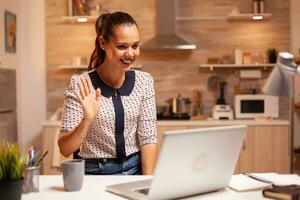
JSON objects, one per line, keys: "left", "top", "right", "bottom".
{"left": 88, "top": 13, "right": 109, "bottom": 70}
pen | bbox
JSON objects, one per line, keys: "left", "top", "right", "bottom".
{"left": 31, "top": 147, "right": 36, "bottom": 166}
{"left": 36, "top": 150, "right": 49, "bottom": 166}
{"left": 243, "top": 173, "right": 273, "bottom": 184}
{"left": 27, "top": 145, "right": 34, "bottom": 167}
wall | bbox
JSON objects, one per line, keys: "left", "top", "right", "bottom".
{"left": 0, "top": 0, "right": 19, "bottom": 70}
{"left": 0, "top": 0, "right": 20, "bottom": 143}
{"left": 290, "top": 0, "right": 300, "bottom": 148}
{"left": 46, "top": 0, "right": 290, "bottom": 118}
{"left": 290, "top": 0, "right": 300, "bottom": 55}
{"left": 18, "top": 0, "right": 46, "bottom": 149}
{"left": 0, "top": 0, "right": 46, "bottom": 149}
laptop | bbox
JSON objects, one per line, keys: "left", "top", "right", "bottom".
{"left": 106, "top": 125, "right": 246, "bottom": 200}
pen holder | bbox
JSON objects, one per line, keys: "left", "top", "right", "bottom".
{"left": 23, "top": 166, "right": 40, "bottom": 193}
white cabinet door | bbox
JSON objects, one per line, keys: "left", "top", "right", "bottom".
{"left": 0, "top": 111, "right": 17, "bottom": 142}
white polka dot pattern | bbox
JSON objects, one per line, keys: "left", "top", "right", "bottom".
{"left": 59, "top": 70, "right": 158, "bottom": 158}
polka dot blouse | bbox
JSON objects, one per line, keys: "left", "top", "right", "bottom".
{"left": 59, "top": 69, "right": 158, "bottom": 158}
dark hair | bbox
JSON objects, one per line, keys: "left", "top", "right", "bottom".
{"left": 88, "top": 11, "right": 138, "bottom": 70}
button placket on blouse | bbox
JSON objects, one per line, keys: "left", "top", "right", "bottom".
{"left": 112, "top": 90, "right": 126, "bottom": 159}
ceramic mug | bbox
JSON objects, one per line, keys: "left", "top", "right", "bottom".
{"left": 61, "top": 159, "right": 84, "bottom": 192}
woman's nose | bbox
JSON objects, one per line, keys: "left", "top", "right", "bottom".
{"left": 125, "top": 49, "right": 134, "bottom": 58}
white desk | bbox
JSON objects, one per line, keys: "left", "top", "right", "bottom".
{"left": 22, "top": 175, "right": 270, "bottom": 200}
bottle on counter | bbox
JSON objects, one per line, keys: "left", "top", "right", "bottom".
{"left": 233, "top": 72, "right": 240, "bottom": 95}
{"left": 243, "top": 52, "right": 252, "bottom": 64}
{"left": 234, "top": 48, "right": 243, "bottom": 65}
{"left": 192, "top": 90, "right": 201, "bottom": 117}
{"left": 252, "top": 0, "right": 260, "bottom": 14}
{"left": 260, "top": 0, "right": 265, "bottom": 13}
{"left": 191, "top": 90, "right": 207, "bottom": 120}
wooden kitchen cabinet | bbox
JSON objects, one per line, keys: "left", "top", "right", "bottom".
{"left": 235, "top": 126, "right": 289, "bottom": 173}
{"left": 157, "top": 123, "right": 290, "bottom": 174}
{"left": 42, "top": 125, "right": 70, "bottom": 175}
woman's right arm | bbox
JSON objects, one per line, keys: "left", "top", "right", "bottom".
{"left": 58, "top": 76, "right": 101, "bottom": 157}
{"left": 58, "top": 118, "right": 93, "bottom": 157}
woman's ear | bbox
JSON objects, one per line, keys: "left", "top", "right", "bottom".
{"left": 98, "top": 36, "right": 105, "bottom": 50}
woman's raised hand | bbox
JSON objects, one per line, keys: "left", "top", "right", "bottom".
{"left": 75, "top": 76, "right": 101, "bottom": 122}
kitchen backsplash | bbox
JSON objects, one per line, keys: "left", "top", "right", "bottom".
{"left": 46, "top": 0, "right": 290, "bottom": 119}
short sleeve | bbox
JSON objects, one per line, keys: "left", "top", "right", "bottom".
{"left": 59, "top": 75, "right": 83, "bottom": 136}
{"left": 137, "top": 74, "right": 158, "bottom": 146}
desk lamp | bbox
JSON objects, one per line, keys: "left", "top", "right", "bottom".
{"left": 263, "top": 52, "right": 300, "bottom": 97}
{"left": 262, "top": 51, "right": 300, "bottom": 173}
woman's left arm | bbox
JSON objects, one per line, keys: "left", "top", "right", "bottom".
{"left": 137, "top": 73, "right": 158, "bottom": 175}
{"left": 140, "top": 143, "right": 158, "bottom": 175}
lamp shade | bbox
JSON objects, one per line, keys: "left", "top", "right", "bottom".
{"left": 263, "top": 52, "right": 298, "bottom": 98}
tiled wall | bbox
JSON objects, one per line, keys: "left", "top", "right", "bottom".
{"left": 46, "top": 0, "right": 290, "bottom": 118}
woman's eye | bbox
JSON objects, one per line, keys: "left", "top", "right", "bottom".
{"left": 117, "top": 45, "right": 127, "bottom": 50}
{"left": 132, "top": 44, "right": 139, "bottom": 49}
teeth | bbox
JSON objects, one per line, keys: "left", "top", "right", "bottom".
{"left": 121, "top": 59, "right": 132, "bottom": 64}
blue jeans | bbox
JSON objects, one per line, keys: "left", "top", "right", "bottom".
{"left": 85, "top": 153, "right": 142, "bottom": 175}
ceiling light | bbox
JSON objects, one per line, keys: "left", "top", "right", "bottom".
{"left": 77, "top": 18, "right": 87, "bottom": 23}
{"left": 252, "top": 15, "right": 263, "bottom": 20}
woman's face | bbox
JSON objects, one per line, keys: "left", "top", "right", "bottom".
{"left": 102, "top": 24, "right": 140, "bottom": 72}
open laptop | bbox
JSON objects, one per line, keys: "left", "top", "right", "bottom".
{"left": 106, "top": 125, "right": 246, "bottom": 200}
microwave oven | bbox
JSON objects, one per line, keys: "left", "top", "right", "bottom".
{"left": 234, "top": 95, "right": 279, "bottom": 119}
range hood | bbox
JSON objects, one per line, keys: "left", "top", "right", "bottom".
{"left": 141, "top": 0, "right": 196, "bottom": 50}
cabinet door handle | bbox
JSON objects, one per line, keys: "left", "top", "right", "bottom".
{"left": 242, "top": 140, "right": 246, "bottom": 150}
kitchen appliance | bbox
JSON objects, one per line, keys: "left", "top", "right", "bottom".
{"left": 171, "top": 95, "right": 191, "bottom": 115}
{"left": 141, "top": 0, "right": 196, "bottom": 50}
{"left": 212, "top": 81, "right": 233, "bottom": 120}
{"left": 156, "top": 105, "right": 167, "bottom": 119}
{"left": 216, "top": 82, "right": 227, "bottom": 105}
{"left": 234, "top": 94, "right": 279, "bottom": 119}
{"left": 0, "top": 68, "right": 17, "bottom": 142}
{"left": 212, "top": 105, "right": 234, "bottom": 120}
{"left": 163, "top": 95, "right": 191, "bottom": 120}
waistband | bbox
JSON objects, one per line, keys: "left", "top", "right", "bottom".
{"left": 84, "top": 152, "right": 140, "bottom": 164}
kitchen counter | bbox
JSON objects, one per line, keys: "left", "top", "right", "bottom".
{"left": 44, "top": 119, "right": 290, "bottom": 127}
{"left": 158, "top": 119, "right": 290, "bottom": 126}
{"left": 44, "top": 107, "right": 289, "bottom": 127}
{"left": 42, "top": 118, "right": 290, "bottom": 175}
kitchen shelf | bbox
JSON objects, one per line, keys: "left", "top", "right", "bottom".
{"left": 61, "top": 13, "right": 272, "bottom": 23}
{"left": 58, "top": 64, "right": 143, "bottom": 70}
{"left": 227, "top": 13, "right": 272, "bottom": 21}
{"left": 200, "top": 63, "right": 276, "bottom": 71}
{"left": 176, "top": 16, "right": 227, "bottom": 21}
{"left": 58, "top": 65, "right": 88, "bottom": 69}
{"left": 61, "top": 15, "right": 153, "bottom": 24}
{"left": 61, "top": 15, "right": 98, "bottom": 23}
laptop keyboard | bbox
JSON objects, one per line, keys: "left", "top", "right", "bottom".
{"left": 135, "top": 187, "right": 150, "bottom": 195}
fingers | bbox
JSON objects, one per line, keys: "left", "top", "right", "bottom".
{"left": 86, "top": 76, "right": 94, "bottom": 93}
{"left": 86, "top": 75, "right": 102, "bottom": 102}
{"left": 81, "top": 76, "right": 90, "bottom": 95}
{"left": 95, "top": 88, "right": 101, "bottom": 102}
{"left": 78, "top": 79, "right": 86, "bottom": 98}
{"left": 78, "top": 76, "right": 91, "bottom": 99}
{"left": 76, "top": 75, "right": 101, "bottom": 104}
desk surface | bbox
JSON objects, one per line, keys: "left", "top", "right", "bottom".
{"left": 22, "top": 175, "right": 271, "bottom": 200}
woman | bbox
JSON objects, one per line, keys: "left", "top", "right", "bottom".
{"left": 58, "top": 12, "right": 158, "bottom": 175}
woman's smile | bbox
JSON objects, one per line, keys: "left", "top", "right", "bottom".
{"left": 120, "top": 57, "right": 134, "bottom": 68}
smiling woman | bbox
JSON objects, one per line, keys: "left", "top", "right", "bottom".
{"left": 58, "top": 12, "right": 158, "bottom": 175}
